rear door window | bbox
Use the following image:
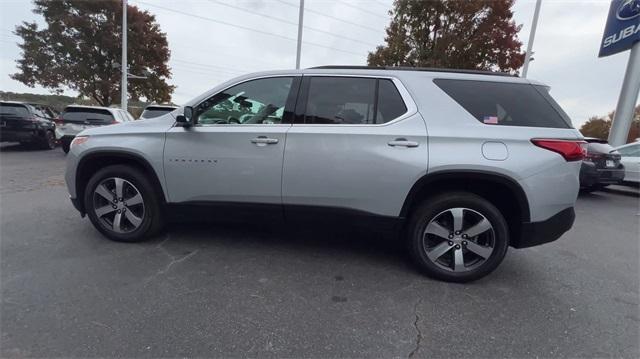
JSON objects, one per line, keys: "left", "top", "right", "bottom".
{"left": 302, "top": 77, "right": 407, "bottom": 125}
{"left": 434, "top": 79, "right": 572, "bottom": 128}
{"left": 62, "top": 108, "right": 115, "bottom": 125}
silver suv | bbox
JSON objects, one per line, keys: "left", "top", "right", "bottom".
{"left": 65, "top": 67, "right": 585, "bottom": 282}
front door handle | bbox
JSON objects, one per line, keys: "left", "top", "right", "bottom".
{"left": 388, "top": 138, "right": 419, "bottom": 148}
{"left": 251, "top": 136, "right": 279, "bottom": 146}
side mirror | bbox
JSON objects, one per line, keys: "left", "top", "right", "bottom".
{"left": 176, "top": 106, "right": 194, "bottom": 127}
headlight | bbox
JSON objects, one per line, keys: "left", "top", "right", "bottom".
{"left": 70, "top": 135, "right": 89, "bottom": 149}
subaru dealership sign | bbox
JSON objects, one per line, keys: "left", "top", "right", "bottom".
{"left": 599, "top": 0, "right": 640, "bottom": 57}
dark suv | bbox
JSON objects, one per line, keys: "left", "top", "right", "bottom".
{"left": 579, "top": 137, "right": 625, "bottom": 191}
{"left": 0, "top": 101, "right": 57, "bottom": 149}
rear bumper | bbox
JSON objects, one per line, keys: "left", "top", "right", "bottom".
{"left": 512, "top": 207, "right": 575, "bottom": 248}
{"left": 0, "top": 129, "right": 41, "bottom": 142}
{"left": 580, "top": 162, "right": 625, "bottom": 187}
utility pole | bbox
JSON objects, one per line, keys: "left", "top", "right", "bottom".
{"left": 608, "top": 42, "right": 640, "bottom": 147}
{"left": 522, "top": 0, "right": 542, "bottom": 78}
{"left": 295, "top": 0, "right": 304, "bottom": 69}
{"left": 121, "top": 0, "right": 128, "bottom": 110}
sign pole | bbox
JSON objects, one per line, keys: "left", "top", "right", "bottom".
{"left": 295, "top": 0, "right": 304, "bottom": 69}
{"left": 121, "top": 0, "right": 128, "bottom": 111}
{"left": 608, "top": 42, "right": 640, "bottom": 147}
{"left": 522, "top": 0, "right": 542, "bottom": 78}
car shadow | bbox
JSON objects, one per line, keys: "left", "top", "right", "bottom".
{"left": 154, "top": 220, "right": 415, "bottom": 274}
{"left": 0, "top": 142, "right": 49, "bottom": 152}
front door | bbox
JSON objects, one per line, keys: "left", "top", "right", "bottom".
{"left": 164, "top": 76, "right": 299, "bottom": 207}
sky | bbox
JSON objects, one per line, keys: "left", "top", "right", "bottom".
{"left": 0, "top": 0, "right": 636, "bottom": 127}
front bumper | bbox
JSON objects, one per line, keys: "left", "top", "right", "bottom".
{"left": 512, "top": 207, "right": 575, "bottom": 248}
{"left": 580, "top": 161, "right": 625, "bottom": 187}
{"left": 70, "top": 197, "right": 85, "bottom": 216}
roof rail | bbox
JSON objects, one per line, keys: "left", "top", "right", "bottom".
{"left": 308, "top": 65, "right": 516, "bottom": 77}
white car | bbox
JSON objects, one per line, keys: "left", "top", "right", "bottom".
{"left": 615, "top": 142, "right": 640, "bottom": 184}
{"left": 57, "top": 105, "right": 135, "bottom": 153}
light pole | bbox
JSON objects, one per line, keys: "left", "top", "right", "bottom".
{"left": 121, "top": 0, "right": 128, "bottom": 110}
{"left": 608, "top": 42, "right": 640, "bottom": 147}
{"left": 522, "top": 0, "right": 542, "bottom": 78}
{"left": 295, "top": 0, "right": 304, "bottom": 69}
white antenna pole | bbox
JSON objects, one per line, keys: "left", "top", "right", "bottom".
{"left": 295, "top": 0, "right": 304, "bottom": 69}
{"left": 121, "top": 0, "right": 128, "bottom": 110}
{"left": 522, "top": 0, "right": 542, "bottom": 78}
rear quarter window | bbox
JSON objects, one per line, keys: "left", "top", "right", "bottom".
{"left": 434, "top": 79, "right": 572, "bottom": 129}
{"left": 62, "top": 108, "right": 114, "bottom": 124}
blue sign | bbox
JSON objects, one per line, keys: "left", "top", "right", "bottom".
{"left": 599, "top": 0, "right": 640, "bottom": 57}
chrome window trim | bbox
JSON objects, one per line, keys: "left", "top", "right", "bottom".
{"left": 190, "top": 74, "right": 301, "bottom": 128}
{"left": 295, "top": 73, "right": 418, "bottom": 128}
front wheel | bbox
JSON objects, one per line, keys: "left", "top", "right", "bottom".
{"left": 407, "top": 192, "right": 509, "bottom": 282}
{"left": 84, "top": 165, "right": 164, "bottom": 242}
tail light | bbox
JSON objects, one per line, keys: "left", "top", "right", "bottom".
{"left": 70, "top": 135, "right": 89, "bottom": 149}
{"left": 584, "top": 153, "right": 603, "bottom": 162}
{"left": 531, "top": 139, "right": 587, "bottom": 161}
{"left": 54, "top": 116, "right": 64, "bottom": 125}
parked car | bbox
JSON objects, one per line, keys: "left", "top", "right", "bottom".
{"left": 614, "top": 141, "right": 640, "bottom": 184}
{"left": 65, "top": 67, "right": 586, "bottom": 282}
{"left": 139, "top": 104, "right": 178, "bottom": 120}
{"left": 579, "top": 137, "right": 625, "bottom": 192}
{"left": 0, "top": 101, "right": 57, "bottom": 149}
{"left": 57, "top": 105, "right": 134, "bottom": 153}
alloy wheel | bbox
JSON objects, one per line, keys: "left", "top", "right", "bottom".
{"left": 423, "top": 207, "right": 495, "bottom": 272}
{"left": 92, "top": 177, "right": 145, "bottom": 233}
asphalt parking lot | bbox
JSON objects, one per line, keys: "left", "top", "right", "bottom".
{"left": 1, "top": 143, "right": 638, "bottom": 358}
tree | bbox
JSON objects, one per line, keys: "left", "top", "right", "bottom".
{"left": 11, "top": 0, "right": 174, "bottom": 106}
{"left": 580, "top": 105, "right": 640, "bottom": 143}
{"left": 368, "top": 0, "right": 525, "bottom": 73}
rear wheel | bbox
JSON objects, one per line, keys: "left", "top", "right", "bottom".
{"left": 39, "top": 130, "right": 56, "bottom": 150}
{"left": 407, "top": 192, "right": 509, "bottom": 282}
{"left": 84, "top": 165, "right": 164, "bottom": 242}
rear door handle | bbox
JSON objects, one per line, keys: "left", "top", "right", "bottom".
{"left": 251, "top": 136, "right": 279, "bottom": 146}
{"left": 388, "top": 138, "right": 419, "bottom": 148}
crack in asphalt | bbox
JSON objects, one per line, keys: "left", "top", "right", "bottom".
{"left": 408, "top": 298, "right": 423, "bottom": 358}
{"left": 143, "top": 235, "right": 199, "bottom": 284}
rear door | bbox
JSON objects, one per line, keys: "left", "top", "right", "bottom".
{"left": 282, "top": 75, "right": 428, "bottom": 218}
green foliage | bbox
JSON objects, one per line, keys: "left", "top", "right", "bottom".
{"left": 368, "top": 0, "right": 525, "bottom": 73}
{"left": 11, "top": 0, "right": 174, "bottom": 106}
{"left": 580, "top": 106, "right": 640, "bottom": 143}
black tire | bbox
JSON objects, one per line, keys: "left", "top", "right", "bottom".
{"left": 84, "top": 164, "right": 164, "bottom": 242}
{"left": 40, "top": 130, "right": 56, "bottom": 150}
{"left": 61, "top": 140, "right": 70, "bottom": 154}
{"left": 580, "top": 184, "right": 605, "bottom": 193}
{"left": 407, "top": 192, "right": 509, "bottom": 283}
